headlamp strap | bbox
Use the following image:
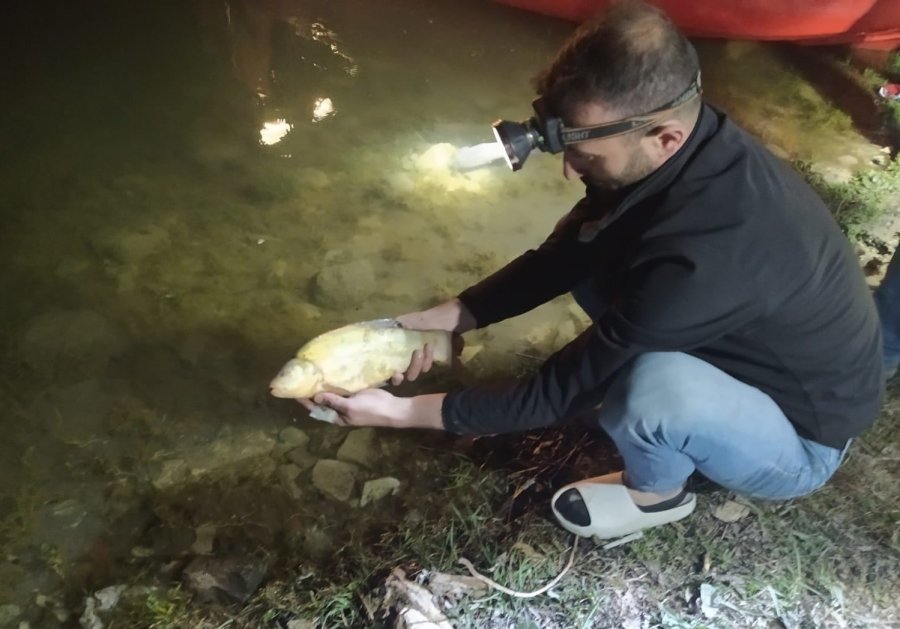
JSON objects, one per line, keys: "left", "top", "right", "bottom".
{"left": 561, "top": 71, "right": 702, "bottom": 145}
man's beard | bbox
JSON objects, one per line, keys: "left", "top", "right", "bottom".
{"left": 591, "top": 146, "right": 656, "bottom": 191}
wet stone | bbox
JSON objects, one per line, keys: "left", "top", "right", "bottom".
{"left": 279, "top": 427, "right": 310, "bottom": 449}
{"left": 0, "top": 605, "right": 21, "bottom": 625}
{"left": 191, "top": 524, "right": 217, "bottom": 556}
{"left": 336, "top": 428, "right": 379, "bottom": 468}
{"left": 312, "top": 459, "right": 359, "bottom": 502}
{"left": 314, "top": 250, "right": 376, "bottom": 309}
{"left": 285, "top": 446, "right": 317, "bottom": 472}
{"left": 277, "top": 464, "right": 303, "bottom": 499}
{"left": 152, "top": 459, "right": 190, "bottom": 491}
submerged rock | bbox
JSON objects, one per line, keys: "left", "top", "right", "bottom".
{"left": 151, "top": 430, "right": 277, "bottom": 491}
{"left": 0, "top": 605, "right": 21, "bottom": 626}
{"left": 336, "top": 428, "right": 379, "bottom": 468}
{"left": 314, "top": 250, "right": 376, "bottom": 309}
{"left": 312, "top": 459, "right": 359, "bottom": 501}
{"left": 278, "top": 427, "right": 310, "bottom": 449}
{"left": 285, "top": 446, "right": 317, "bottom": 472}
{"left": 277, "top": 464, "right": 303, "bottom": 499}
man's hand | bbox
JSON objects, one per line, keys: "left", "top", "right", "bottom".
{"left": 297, "top": 390, "right": 445, "bottom": 430}
{"left": 391, "top": 298, "right": 475, "bottom": 385}
{"left": 389, "top": 344, "right": 435, "bottom": 386}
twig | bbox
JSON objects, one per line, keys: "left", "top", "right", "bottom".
{"left": 457, "top": 536, "right": 578, "bottom": 598}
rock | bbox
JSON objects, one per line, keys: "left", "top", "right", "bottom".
{"left": 153, "top": 431, "right": 277, "bottom": 491}
{"left": 278, "top": 427, "right": 310, "bottom": 449}
{"left": 94, "top": 585, "right": 127, "bottom": 611}
{"left": 713, "top": 500, "right": 751, "bottom": 523}
{"left": 312, "top": 459, "right": 359, "bottom": 501}
{"left": 20, "top": 310, "right": 129, "bottom": 368}
{"left": 152, "top": 459, "right": 190, "bottom": 491}
{"left": 336, "top": 428, "right": 379, "bottom": 468}
{"left": 314, "top": 250, "right": 376, "bottom": 309}
{"left": 836, "top": 154, "right": 859, "bottom": 168}
{"left": 0, "top": 605, "right": 21, "bottom": 626}
{"left": 182, "top": 556, "right": 268, "bottom": 604}
{"left": 360, "top": 477, "right": 401, "bottom": 507}
{"left": 152, "top": 431, "right": 277, "bottom": 491}
{"left": 191, "top": 524, "right": 217, "bottom": 555}
{"left": 277, "top": 464, "right": 303, "bottom": 499}
{"left": 79, "top": 596, "right": 103, "bottom": 629}
{"left": 285, "top": 447, "right": 317, "bottom": 472}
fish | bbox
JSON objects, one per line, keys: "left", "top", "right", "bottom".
{"left": 269, "top": 319, "right": 454, "bottom": 423}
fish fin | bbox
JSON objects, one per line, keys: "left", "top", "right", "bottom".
{"left": 308, "top": 405, "right": 340, "bottom": 424}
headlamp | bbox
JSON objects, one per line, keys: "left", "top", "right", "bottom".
{"left": 491, "top": 72, "right": 702, "bottom": 171}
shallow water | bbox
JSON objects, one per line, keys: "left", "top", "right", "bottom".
{"left": 0, "top": 0, "right": 889, "bottom": 620}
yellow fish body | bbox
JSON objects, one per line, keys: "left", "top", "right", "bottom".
{"left": 269, "top": 319, "right": 453, "bottom": 400}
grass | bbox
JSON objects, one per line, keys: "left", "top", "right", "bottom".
{"left": 795, "top": 155, "right": 900, "bottom": 238}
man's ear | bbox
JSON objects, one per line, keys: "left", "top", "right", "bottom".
{"left": 645, "top": 120, "right": 687, "bottom": 161}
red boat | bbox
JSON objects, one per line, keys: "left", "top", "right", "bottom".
{"left": 494, "top": 0, "right": 900, "bottom": 49}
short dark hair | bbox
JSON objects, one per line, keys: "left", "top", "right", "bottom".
{"left": 534, "top": 0, "right": 700, "bottom": 120}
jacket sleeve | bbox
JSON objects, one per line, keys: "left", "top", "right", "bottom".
{"left": 457, "top": 199, "right": 597, "bottom": 328}
{"left": 442, "top": 245, "right": 761, "bottom": 435}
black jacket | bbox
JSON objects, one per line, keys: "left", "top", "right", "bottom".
{"left": 442, "top": 104, "right": 883, "bottom": 448}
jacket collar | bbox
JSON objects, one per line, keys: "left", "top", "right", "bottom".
{"left": 583, "top": 103, "right": 718, "bottom": 223}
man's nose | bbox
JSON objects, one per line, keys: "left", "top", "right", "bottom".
{"left": 563, "top": 156, "right": 581, "bottom": 180}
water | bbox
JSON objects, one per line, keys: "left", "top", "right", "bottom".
{"left": 0, "top": 0, "right": 889, "bottom": 620}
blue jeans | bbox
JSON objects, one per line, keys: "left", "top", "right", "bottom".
{"left": 597, "top": 352, "right": 848, "bottom": 499}
{"left": 874, "top": 248, "right": 900, "bottom": 377}
{"left": 572, "top": 281, "right": 848, "bottom": 500}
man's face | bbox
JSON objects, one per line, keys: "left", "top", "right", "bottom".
{"left": 561, "top": 100, "right": 658, "bottom": 190}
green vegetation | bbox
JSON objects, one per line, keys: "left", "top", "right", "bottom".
{"left": 795, "top": 156, "right": 900, "bottom": 238}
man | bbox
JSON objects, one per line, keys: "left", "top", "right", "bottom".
{"left": 303, "top": 0, "right": 883, "bottom": 540}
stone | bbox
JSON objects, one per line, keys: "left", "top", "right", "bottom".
{"left": 713, "top": 500, "right": 751, "bottom": 523}
{"left": 286, "top": 447, "right": 317, "bottom": 472}
{"left": 336, "top": 428, "right": 379, "bottom": 468}
{"left": 0, "top": 605, "right": 21, "bottom": 626}
{"left": 182, "top": 556, "right": 268, "bottom": 604}
{"left": 314, "top": 250, "right": 376, "bottom": 309}
{"left": 191, "top": 524, "right": 217, "bottom": 555}
{"left": 94, "top": 585, "right": 127, "bottom": 611}
{"left": 152, "top": 459, "right": 190, "bottom": 491}
{"left": 278, "top": 427, "right": 310, "bottom": 449}
{"left": 312, "top": 459, "right": 359, "bottom": 501}
{"left": 277, "top": 464, "right": 303, "bottom": 499}
{"left": 360, "top": 477, "right": 401, "bottom": 507}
